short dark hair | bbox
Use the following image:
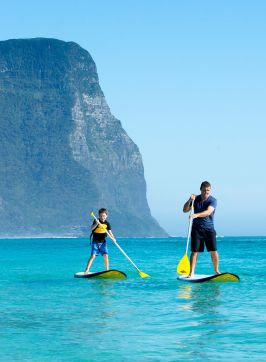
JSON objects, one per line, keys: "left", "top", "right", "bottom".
{"left": 200, "top": 181, "right": 211, "bottom": 190}
{"left": 98, "top": 208, "right": 108, "bottom": 215}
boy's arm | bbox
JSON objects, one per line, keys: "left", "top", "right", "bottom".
{"left": 107, "top": 229, "right": 116, "bottom": 241}
{"left": 91, "top": 220, "right": 100, "bottom": 231}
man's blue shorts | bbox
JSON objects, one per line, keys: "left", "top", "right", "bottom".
{"left": 91, "top": 242, "right": 108, "bottom": 256}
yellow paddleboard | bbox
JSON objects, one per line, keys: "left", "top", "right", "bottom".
{"left": 178, "top": 272, "right": 240, "bottom": 283}
{"left": 74, "top": 269, "right": 127, "bottom": 280}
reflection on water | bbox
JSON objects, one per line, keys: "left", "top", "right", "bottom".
{"left": 67, "top": 280, "right": 120, "bottom": 340}
{"left": 177, "top": 283, "right": 221, "bottom": 313}
{"left": 176, "top": 283, "right": 230, "bottom": 359}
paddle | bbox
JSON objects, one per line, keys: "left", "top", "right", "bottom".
{"left": 177, "top": 199, "right": 194, "bottom": 275}
{"left": 90, "top": 212, "right": 150, "bottom": 278}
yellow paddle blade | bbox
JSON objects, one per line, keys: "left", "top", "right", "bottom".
{"left": 90, "top": 211, "right": 95, "bottom": 217}
{"left": 138, "top": 270, "right": 150, "bottom": 278}
{"left": 177, "top": 254, "right": 190, "bottom": 275}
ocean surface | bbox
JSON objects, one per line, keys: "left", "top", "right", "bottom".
{"left": 0, "top": 236, "right": 265, "bottom": 361}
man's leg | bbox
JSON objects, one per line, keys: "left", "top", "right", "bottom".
{"left": 211, "top": 251, "right": 220, "bottom": 274}
{"left": 188, "top": 252, "right": 198, "bottom": 277}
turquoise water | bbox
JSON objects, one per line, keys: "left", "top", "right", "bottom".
{"left": 0, "top": 236, "right": 265, "bottom": 361}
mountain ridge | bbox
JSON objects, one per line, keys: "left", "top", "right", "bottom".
{"left": 0, "top": 38, "right": 167, "bottom": 237}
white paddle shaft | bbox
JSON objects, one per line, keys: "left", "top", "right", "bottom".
{"left": 185, "top": 199, "right": 194, "bottom": 255}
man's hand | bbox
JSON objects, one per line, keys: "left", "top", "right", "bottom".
{"left": 190, "top": 194, "right": 196, "bottom": 201}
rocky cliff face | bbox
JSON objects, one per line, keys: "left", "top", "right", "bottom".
{"left": 0, "top": 38, "right": 167, "bottom": 237}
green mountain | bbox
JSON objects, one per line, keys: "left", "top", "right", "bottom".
{"left": 0, "top": 38, "right": 167, "bottom": 237}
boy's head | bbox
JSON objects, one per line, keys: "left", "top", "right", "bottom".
{"left": 98, "top": 208, "right": 108, "bottom": 222}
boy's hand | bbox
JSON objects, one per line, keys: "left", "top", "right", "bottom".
{"left": 96, "top": 220, "right": 103, "bottom": 228}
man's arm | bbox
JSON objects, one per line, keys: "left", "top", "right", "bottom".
{"left": 191, "top": 206, "right": 215, "bottom": 219}
{"left": 183, "top": 194, "right": 196, "bottom": 213}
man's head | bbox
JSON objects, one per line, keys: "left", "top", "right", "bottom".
{"left": 200, "top": 181, "right": 211, "bottom": 200}
{"left": 98, "top": 208, "right": 108, "bottom": 222}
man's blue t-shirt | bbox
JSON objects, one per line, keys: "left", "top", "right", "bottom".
{"left": 192, "top": 195, "right": 217, "bottom": 231}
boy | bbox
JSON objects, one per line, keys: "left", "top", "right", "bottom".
{"left": 84, "top": 208, "right": 115, "bottom": 273}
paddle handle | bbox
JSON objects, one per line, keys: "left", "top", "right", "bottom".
{"left": 185, "top": 199, "right": 194, "bottom": 255}
{"left": 90, "top": 213, "right": 142, "bottom": 273}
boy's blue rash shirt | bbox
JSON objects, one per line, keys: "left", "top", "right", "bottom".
{"left": 192, "top": 195, "right": 217, "bottom": 231}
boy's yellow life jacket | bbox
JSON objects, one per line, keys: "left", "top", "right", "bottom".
{"left": 93, "top": 223, "right": 108, "bottom": 234}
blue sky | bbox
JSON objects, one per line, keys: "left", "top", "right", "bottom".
{"left": 1, "top": 0, "right": 266, "bottom": 236}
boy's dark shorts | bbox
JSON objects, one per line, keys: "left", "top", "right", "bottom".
{"left": 191, "top": 227, "right": 217, "bottom": 252}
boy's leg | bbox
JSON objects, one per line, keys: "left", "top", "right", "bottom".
{"left": 103, "top": 254, "right": 109, "bottom": 271}
{"left": 84, "top": 254, "right": 96, "bottom": 273}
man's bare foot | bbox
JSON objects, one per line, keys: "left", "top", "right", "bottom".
{"left": 215, "top": 271, "right": 221, "bottom": 275}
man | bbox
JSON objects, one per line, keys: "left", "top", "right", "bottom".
{"left": 183, "top": 181, "right": 220, "bottom": 277}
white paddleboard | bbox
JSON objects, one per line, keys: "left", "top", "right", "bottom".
{"left": 178, "top": 272, "right": 240, "bottom": 283}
